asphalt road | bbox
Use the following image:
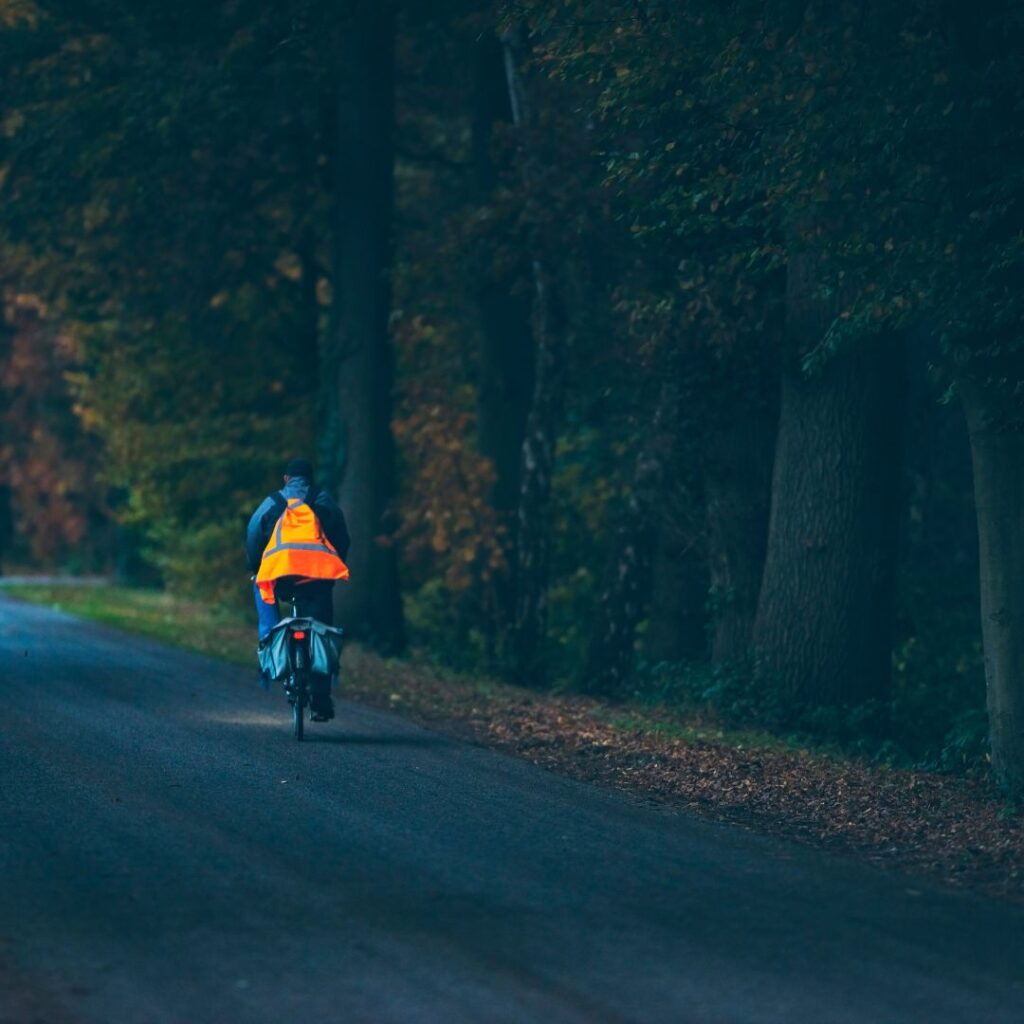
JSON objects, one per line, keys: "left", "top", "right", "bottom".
{"left": 1, "top": 597, "right": 1022, "bottom": 1024}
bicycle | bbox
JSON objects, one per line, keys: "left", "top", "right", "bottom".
{"left": 259, "top": 594, "right": 344, "bottom": 742}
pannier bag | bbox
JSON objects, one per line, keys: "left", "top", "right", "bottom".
{"left": 257, "top": 617, "right": 346, "bottom": 682}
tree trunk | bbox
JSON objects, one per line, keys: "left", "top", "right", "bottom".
{"left": 502, "top": 27, "right": 571, "bottom": 682}
{"left": 961, "top": 377, "right": 1024, "bottom": 796}
{"left": 328, "top": 7, "right": 404, "bottom": 653}
{"left": 0, "top": 310, "right": 8, "bottom": 575}
{"left": 753, "top": 257, "right": 906, "bottom": 708}
{"left": 705, "top": 377, "right": 778, "bottom": 666}
{"left": 579, "top": 386, "right": 676, "bottom": 695}
{"left": 471, "top": 37, "right": 534, "bottom": 518}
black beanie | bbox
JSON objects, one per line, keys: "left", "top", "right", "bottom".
{"left": 284, "top": 457, "right": 314, "bottom": 480}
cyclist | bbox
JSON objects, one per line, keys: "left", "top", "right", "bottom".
{"left": 246, "top": 457, "right": 350, "bottom": 720}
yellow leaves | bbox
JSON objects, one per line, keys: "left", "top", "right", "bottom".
{"left": 0, "top": 0, "right": 41, "bottom": 28}
{"left": 391, "top": 318, "right": 508, "bottom": 597}
{"left": 273, "top": 250, "right": 302, "bottom": 282}
{"left": 3, "top": 110, "right": 25, "bottom": 138}
{"left": 82, "top": 199, "right": 110, "bottom": 233}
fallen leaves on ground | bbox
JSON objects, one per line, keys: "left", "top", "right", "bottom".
{"left": 343, "top": 647, "right": 1023, "bottom": 901}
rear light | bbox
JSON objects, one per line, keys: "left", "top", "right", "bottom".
{"left": 292, "top": 630, "right": 307, "bottom": 640}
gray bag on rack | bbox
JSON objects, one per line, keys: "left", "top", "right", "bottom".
{"left": 257, "top": 617, "right": 345, "bottom": 682}
{"left": 308, "top": 620, "right": 346, "bottom": 676}
{"left": 257, "top": 622, "right": 292, "bottom": 682}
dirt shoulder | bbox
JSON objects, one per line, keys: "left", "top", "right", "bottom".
{"left": 6, "top": 582, "right": 1022, "bottom": 901}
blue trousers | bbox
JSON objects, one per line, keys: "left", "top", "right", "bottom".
{"left": 254, "top": 582, "right": 280, "bottom": 641}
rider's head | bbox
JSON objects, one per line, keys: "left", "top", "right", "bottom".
{"left": 283, "top": 457, "right": 313, "bottom": 484}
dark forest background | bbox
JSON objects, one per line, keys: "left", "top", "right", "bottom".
{"left": 1, "top": 1, "right": 1022, "bottom": 793}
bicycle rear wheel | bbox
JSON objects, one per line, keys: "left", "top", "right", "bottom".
{"left": 291, "top": 676, "right": 306, "bottom": 741}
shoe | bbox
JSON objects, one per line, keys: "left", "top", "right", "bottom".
{"left": 310, "top": 696, "right": 335, "bottom": 722}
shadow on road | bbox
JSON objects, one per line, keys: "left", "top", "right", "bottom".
{"left": 306, "top": 732, "right": 454, "bottom": 748}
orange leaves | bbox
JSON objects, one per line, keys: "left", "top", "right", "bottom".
{"left": 395, "top": 398, "right": 507, "bottom": 593}
{"left": 392, "top": 313, "right": 507, "bottom": 599}
{"left": 0, "top": 293, "right": 101, "bottom": 562}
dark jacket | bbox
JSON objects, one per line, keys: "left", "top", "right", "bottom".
{"left": 245, "top": 476, "right": 350, "bottom": 573}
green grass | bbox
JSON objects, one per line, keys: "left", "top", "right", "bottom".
{"left": 2, "top": 584, "right": 256, "bottom": 666}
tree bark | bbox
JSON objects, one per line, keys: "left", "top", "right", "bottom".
{"left": 501, "top": 26, "right": 571, "bottom": 682}
{"left": 471, "top": 36, "right": 535, "bottom": 517}
{"left": 0, "top": 309, "right": 9, "bottom": 575}
{"left": 579, "top": 386, "right": 676, "bottom": 695}
{"left": 705, "top": 375, "right": 778, "bottom": 666}
{"left": 328, "top": 6, "right": 404, "bottom": 653}
{"left": 961, "top": 377, "right": 1024, "bottom": 796}
{"left": 753, "top": 255, "right": 906, "bottom": 708}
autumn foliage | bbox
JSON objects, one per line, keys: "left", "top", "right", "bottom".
{"left": 2, "top": 1, "right": 1023, "bottom": 792}
{"left": 0, "top": 290, "right": 104, "bottom": 569}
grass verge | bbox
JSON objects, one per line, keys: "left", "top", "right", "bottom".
{"left": 5, "top": 581, "right": 1022, "bottom": 901}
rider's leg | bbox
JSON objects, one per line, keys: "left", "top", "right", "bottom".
{"left": 295, "top": 581, "right": 336, "bottom": 719}
{"left": 254, "top": 581, "right": 279, "bottom": 641}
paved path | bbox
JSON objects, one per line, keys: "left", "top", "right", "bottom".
{"left": 1, "top": 597, "right": 1022, "bottom": 1023}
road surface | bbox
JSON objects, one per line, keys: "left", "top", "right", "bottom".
{"left": 1, "top": 596, "right": 1022, "bottom": 1023}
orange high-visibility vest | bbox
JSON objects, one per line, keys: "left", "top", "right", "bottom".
{"left": 255, "top": 496, "right": 350, "bottom": 604}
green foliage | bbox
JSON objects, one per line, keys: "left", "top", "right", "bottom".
{"left": 890, "top": 572, "right": 989, "bottom": 773}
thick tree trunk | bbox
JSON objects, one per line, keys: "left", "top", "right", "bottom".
{"left": 705, "top": 379, "right": 778, "bottom": 666}
{"left": 329, "top": 7, "right": 404, "bottom": 652}
{"left": 502, "top": 27, "right": 571, "bottom": 682}
{"left": 579, "top": 386, "right": 676, "bottom": 695}
{"left": 961, "top": 378, "right": 1024, "bottom": 796}
{"left": 753, "top": 257, "right": 905, "bottom": 708}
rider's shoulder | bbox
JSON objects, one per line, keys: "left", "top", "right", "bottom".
{"left": 255, "top": 492, "right": 285, "bottom": 516}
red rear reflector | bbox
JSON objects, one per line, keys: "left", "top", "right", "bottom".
{"left": 292, "top": 630, "right": 307, "bottom": 640}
